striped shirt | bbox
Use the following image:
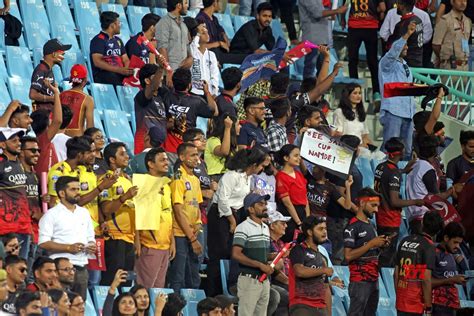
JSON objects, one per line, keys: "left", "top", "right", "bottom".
{"left": 233, "top": 217, "right": 270, "bottom": 275}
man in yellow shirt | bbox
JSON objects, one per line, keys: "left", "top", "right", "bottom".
{"left": 134, "top": 147, "right": 175, "bottom": 288}
{"left": 169, "top": 142, "right": 203, "bottom": 292}
{"left": 98, "top": 142, "right": 138, "bottom": 286}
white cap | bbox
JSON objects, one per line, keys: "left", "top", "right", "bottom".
{"left": 268, "top": 211, "right": 292, "bottom": 224}
{"left": 0, "top": 128, "right": 26, "bottom": 142}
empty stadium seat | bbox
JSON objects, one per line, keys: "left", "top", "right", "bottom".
{"left": 214, "top": 13, "right": 235, "bottom": 39}
{"left": 94, "top": 110, "right": 105, "bottom": 133}
{"left": 332, "top": 294, "right": 347, "bottom": 315}
{"left": 149, "top": 288, "right": 174, "bottom": 313}
{"left": 355, "top": 156, "right": 374, "bottom": 188}
{"left": 19, "top": 0, "right": 51, "bottom": 50}
{"left": 116, "top": 85, "right": 139, "bottom": 113}
{"left": 331, "top": 285, "right": 350, "bottom": 311}
{"left": 102, "top": 109, "right": 135, "bottom": 152}
{"left": 379, "top": 277, "right": 390, "bottom": 299}
{"left": 90, "top": 83, "right": 121, "bottom": 112}
{"left": 153, "top": 7, "right": 168, "bottom": 17}
{"left": 44, "top": 0, "right": 79, "bottom": 49}
{"left": 73, "top": 0, "right": 100, "bottom": 57}
{"left": 61, "top": 49, "right": 86, "bottom": 78}
{"left": 100, "top": 3, "right": 131, "bottom": 41}
{"left": 127, "top": 5, "right": 151, "bottom": 35}
{"left": 187, "top": 9, "right": 199, "bottom": 18}
{"left": 376, "top": 297, "right": 396, "bottom": 316}
{"left": 0, "top": 20, "right": 4, "bottom": 49}
{"left": 219, "top": 259, "right": 233, "bottom": 297}
{"left": 180, "top": 289, "right": 206, "bottom": 316}
{"left": 456, "top": 284, "right": 474, "bottom": 308}
{"left": 7, "top": 77, "right": 32, "bottom": 106}
{"left": 333, "top": 265, "right": 350, "bottom": 285}
{"left": 5, "top": 46, "right": 33, "bottom": 79}
{"left": 233, "top": 15, "right": 253, "bottom": 33}
{"left": 85, "top": 290, "right": 97, "bottom": 315}
{"left": 0, "top": 78, "right": 12, "bottom": 112}
{"left": 92, "top": 286, "right": 116, "bottom": 315}
{"left": 381, "top": 267, "right": 396, "bottom": 298}
{"left": 271, "top": 19, "right": 286, "bottom": 43}
{"left": 0, "top": 54, "right": 8, "bottom": 81}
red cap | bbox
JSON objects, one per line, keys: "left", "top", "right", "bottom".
{"left": 70, "top": 64, "right": 87, "bottom": 83}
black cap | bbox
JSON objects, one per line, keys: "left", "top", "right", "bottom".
{"left": 43, "top": 38, "right": 72, "bottom": 56}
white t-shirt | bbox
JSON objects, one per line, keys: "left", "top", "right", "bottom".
{"left": 190, "top": 36, "right": 220, "bottom": 96}
{"left": 332, "top": 108, "right": 369, "bottom": 141}
{"left": 52, "top": 133, "right": 71, "bottom": 162}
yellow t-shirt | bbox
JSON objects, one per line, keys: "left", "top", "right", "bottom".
{"left": 99, "top": 171, "right": 135, "bottom": 244}
{"left": 77, "top": 165, "right": 100, "bottom": 232}
{"left": 204, "top": 137, "right": 226, "bottom": 176}
{"left": 139, "top": 183, "right": 173, "bottom": 250}
{"left": 170, "top": 166, "right": 203, "bottom": 237}
{"left": 47, "top": 161, "right": 79, "bottom": 197}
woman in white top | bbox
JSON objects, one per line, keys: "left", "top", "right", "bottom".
{"left": 206, "top": 146, "right": 268, "bottom": 296}
{"left": 333, "top": 83, "right": 373, "bottom": 147}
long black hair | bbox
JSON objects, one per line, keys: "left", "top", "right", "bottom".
{"left": 339, "top": 83, "right": 366, "bottom": 122}
{"left": 225, "top": 146, "right": 267, "bottom": 172}
{"left": 112, "top": 292, "right": 138, "bottom": 316}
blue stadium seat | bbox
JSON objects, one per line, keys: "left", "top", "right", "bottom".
{"left": 376, "top": 297, "right": 396, "bottom": 316}
{"left": 187, "top": 9, "right": 199, "bottom": 18}
{"left": 73, "top": 0, "right": 100, "bottom": 57}
{"left": 127, "top": 5, "right": 151, "bottom": 35}
{"left": 8, "top": 0, "right": 27, "bottom": 47}
{"left": 61, "top": 50, "right": 86, "bottom": 79}
{"left": 92, "top": 286, "right": 116, "bottom": 315}
{"left": 0, "top": 54, "right": 8, "bottom": 81}
{"left": 149, "top": 288, "right": 174, "bottom": 314}
{"left": 456, "top": 284, "right": 474, "bottom": 308}
{"left": 0, "top": 20, "right": 5, "bottom": 49}
{"left": 379, "top": 277, "right": 389, "bottom": 298}
{"left": 233, "top": 15, "right": 253, "bottom": 32}
{"left": 333, "top": 265, "right": 350, "bottom": 285}
{"left": 153, "top": 7, "right": 168, "bottom": 17}
{"left": 180, "top": 289, "right": 206, "bottom": 316}
{"left": 271, "top": 19, "right": 286, "bottom": 43}
{"left": 331, "top": 285, "right": 350, "bottom": 311}
{"left": 7, "top": 77, "right": 32, "bottom": 106}
{"left": 332, "top": 294, "right": 347, "bottom": 315}
{"left": 94, "top": 110, "right": 105, "bottom": 133}
{"left": 19, "top": 0, "right": 51, "bottom": 50}
{"left": 103, "top": 109, "right": 135, "bottom": 152}
{"left": 381, "top": 267, "right": 396, "bottom": 299}
{"left": 44, "top": 0, "right": 79, "bottom": 49}
{"left": 116, "top": 85, "right": 139, "bottom": 113}
{"left": 6, "top": 45, "right": 33, "bottom": 79}
{"left": 79, "top": 25, "right": 99, "bottom": 58}
{"left": 219, "top": 259, "right": 233, "bottom": 297}
{"left": 0, "top": 78, "right": 12, "bottom": 112}
{"left": 85, "top": 290, "right": 96, "bottom": 315}
{"left": 90, "top": 83, "right": 121, "bottom": 112}
{"left": 100, "top": 3, "right": 132, "bottom": 41}
{"left": 214, "top": 13, "right": 235, "bottom": 39}
{"left": 355, "top": 156, "right": 374, "bottom": 188}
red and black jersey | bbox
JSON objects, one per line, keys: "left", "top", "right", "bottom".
{"left": 348, "top": 0, "right": 382, "bottom": 29}
{"left": 374, "top": 160, "right": 402, "bottom": 228}
{"left": 395, "top": 233, "right": 436, "bottom": 314}
{"left": 25, "top": 171, "right": 40, "bottom": 243}
{"left": 0, "top": 156, "right": 31, "bottom": 235}
{"left": 343, "top": 217, "right": 380, "bottom": 282}
{"left": 306, "top": 176, "right": 342, "bottom": 217}
{"left": 30, "top": 60, "right": 55, "bottom": 112}
{"left": 389, "top": 13, "right": 424, "bottom": 67}
{"left": 432, "top": 244, "right": 460, "bottom": 309}
{"left": 289, "top": 242, "right": 329, "bottom": 309}
{"left": 90, "top": 31, "right": 126, "bottom": 77}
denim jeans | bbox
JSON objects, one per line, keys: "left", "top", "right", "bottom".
{"left": 168, "top": 236, "right": 201, "bottom": 292}
{"left": 239, "top": 0, "right": 266, "bottom": 15}
{"left": 380, "top": 111, "right": 414, "bottom": 160}
{"left": 303, "top": 48, "right": 325, "bottom": 79}
{"left": 17, "top": 233, "right": 31, "bottom": 260}
{"left": 88, "top": 269, "right": 101, "bottom": 290}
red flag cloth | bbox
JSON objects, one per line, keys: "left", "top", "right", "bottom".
{"left": 383, "top": 82, "right": 429, "bottom": 98}
{"left": 87, "top": 238, "right": 106, "bottom": 271}
{"left": 423, "top": 194, "right": 461, "bottom": 226}
{"left": 122, "top": 55, "right": 145, "bottom": 88}
{"left": 279, "top": 41, "right": 319, "bottom": 69}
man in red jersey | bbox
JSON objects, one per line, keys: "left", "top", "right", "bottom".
{"left": 395, "top": 211, "right": 443, "bottom": 316}
{"left": 60, "top": 64, "right": 94, "bottom": 137}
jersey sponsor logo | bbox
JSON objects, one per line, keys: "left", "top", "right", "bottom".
{"left": 116, "top": 186, "right": 124, "bottom": 195}
{"left": 401, "top": 240, "right": 420, "bottom": 250}
{"left": 393, "top": 176, "right": 400, "bottom": 181}
{"left": 8, "top": 173, "right": 27, "bottom": 185}
{"left": 4, "top": 166, "right": 12, "bottom": 173}
{"left": 169, "top": 104, "right": 191, "bottom": 115}
{"left": 185, "top": 182, "right": 191, "bottom": 190}
{"left": 358, "top": 231, "right": 367, "bottom": 238}
{"left": 81, "top": 182, "right": 89, "bottom": 191}
{"left": 305, "top": 251, "right": 316, "bottom": 259}
{"left": 345, "top": 228, "right": 354, "bottom": 237}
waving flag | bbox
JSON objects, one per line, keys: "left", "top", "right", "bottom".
{"left": 122, "top": 55, "right": 145, "bottom": 88}
{"left": 279, "top": 40, "right": 319, "bottom": 69}
{"left": 239, "top": 37, "right": 287, "bottom": 91}
{"left": 423, "top": 194, "right": 461, "bottom": 225}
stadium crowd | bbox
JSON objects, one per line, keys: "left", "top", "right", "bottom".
{"left": 0, "top": 0, "right": 473, "bottom": 315}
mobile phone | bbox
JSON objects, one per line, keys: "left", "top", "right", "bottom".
{"left": 387, "top": 232, "right": 398, "bottom": 239}
{"left": 126, "top": 271, "right": 137, "bottom": 281}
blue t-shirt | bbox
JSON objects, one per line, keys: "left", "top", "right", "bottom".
{"left": 237, "top": 122, "right": 268, "bottom": 149}
{"left": 90, "top": 31, "right": 126, "bottom": 76}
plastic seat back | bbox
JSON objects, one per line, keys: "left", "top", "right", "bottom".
{"left": 19, "top": 0, "right": 51, "bottom": 49}
{"left": 376, "top": 297, "right": 396, "bottom": 316}
{"left": 7, "top": 77, "right": 32, "bottom": 106}
{"left": 92, "top": 286, "right": 115, "bottom": 315}
{"left": 6, "top": 45, "right": 33, "bottom": 79}
{"left": 271, "top": 19, "right": 286, "bottom": 42}
{"left": 180, "top": 289, "right": 206, "bottom": 316}
{"left": 333, "top": 265, "right": 350, "bottom": 285}
{"left": 100, "top": 3, "right": 131, "bottom": 41}
{"left": 381, "top": 267, "right": 396, "bottom": 298}
{"left": 127, "top": 5, "right": 151, "bottom": 35}
{"left": 103, "top": 109, "right": 135, "bottom": 152}
{"left": 85, "top": 290, "right": 97, "bottom": 315}
{"left": 0, "top": 78, "right": 12, "bottom": 112}
{"left": 8, "top": 0, "right": 27, "bottom": 46}
{"left": 153, "top": 7, "right": 168, "bottom": 17}
{"left": 214, "top": 13, "right": 234, "bottom": 39}
{"left": 61, "top": 50, "right": 86, "bottom": 78}
{"left": 116, "top": 85, "right": 139, "bottom": 113}
{"left": 91, "top": 83, "right": 121, "bottom": 112}
{"left": 233, "top": 15, "right": 253, "bottom": 33}
{"left": 0, "top": 54, "right": 8, "bottom": 81}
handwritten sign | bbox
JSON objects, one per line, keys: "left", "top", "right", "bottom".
{"left": 300, "top": 129, "right": 356, "bottom": 179}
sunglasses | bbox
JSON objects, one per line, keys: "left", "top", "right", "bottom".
{"left": 23, "top": 148, "right": 41, "bottom": 154}
{"left": 18, "top": 268, "right": 27, "bottom": 273}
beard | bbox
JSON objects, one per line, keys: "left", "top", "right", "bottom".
{"left": 363, "top": 209, "right": 374, "bottom": 219}
{"left": 256, "top": 211, "right": 269, "bottom": 219}
{"left": 65, "top": 195, "right": 80, "bottom": 205}
{"left": 312, "top": 235, "right": 326, "bottom": 245}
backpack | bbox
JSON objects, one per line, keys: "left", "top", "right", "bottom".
{"left": 1, "top": 13, "right": 22, "bottom": 46}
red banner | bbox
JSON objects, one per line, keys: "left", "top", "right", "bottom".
{"left": 279, "top": 41, "right": 319, "bottom": 69}
{"left": 87, "top": 238, "right": 106, "bottom": 271}
{"left": 423, "top": 194, "right": 461, "bottom": 225}
{"left": 122, "top": 55, "right": 145, "bottom": 88}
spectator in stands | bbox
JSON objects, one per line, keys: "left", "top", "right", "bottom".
{"left": 230, "top": 3, "right": 275, "bottom": 57}
{"left": 333, "top": 84, "right": 373, "bottom": 147}
{"left": 129, "top": 285, "right": 152, "bottom": 316}
{"left": 298, "top": 0, "right": 346, "bottom": 78}
{"left": 53, "top": 257, "right": 75, "bottom": 292}
{"left": 387, "top": 0, "right": 424, "bottom": 67}
{"left": 84, "top": 127, "right": 109, "bottom": 176}
{"left": 67, "top": 292, "right": 85, "bottom": 316}
{"left": 265, "top": 98, "right": 290, "bottom": 153}
{"left": 447, "top": 130, "right": 474, "bottom": 183}
{"left": 39, "top": 176, "right": 95, "bottom": 299}
{"left": 432, "top": 0, "right": 471, "bottom": 71}
{"left": 30, "top": 39, "right": 71, "bottom": 112}
{"left": 0, "top": 101, "right": 32, "bottom": 130}
{"left": 288, "top": 215, "right": 331, "bottom": 316}
{"left": 14, "top": 291, "right": 43, "bottom": 316}
{"left": 52, "top": 106, "right": 73, "bottom": 162}
{"left": 215, "top": 67, "right": 242, "bottom": 120}
{"left": 379, "top": 22, "right": 417, "bottom": 159}
{"left": 135, "top": 147, "right": 174, "bottom": 289}
{"left": 90, "top": 11, "right": 133, "bottom": 86}
{"left": 27, "top": 256, "right": 58, "bottom": 292}
{"left": 344, "top": 188, "right": 388, "bottom": 316}
{"left": 374, "top": 138, "right": 424, "bottom": 267}
{"left": 251, "top": 155, "right": 276, "bottom": 212}
{"left": 214, "top": 295, "right": 236, "bottom": 316}
{"left": 48, "top": 288, "right": 71, "bottom": 316}
{"left": 275, "top": 144, "right": 309, "bottom": 242}
{"left": 103, "top": 270, "right": 138, "bottom": 316}
{"left": 169, "top": 143, "right": 203, "bottom": 292}
{"left": 188, "top": 20, "right": 220, "bottom": 96}
{"left": 129, "top": 127, "right": 164, "bottom": 174}
{"left": 1, "top": 255, "right": 28, "bottom": 314}
{"left": 395, "top": 211, "right": 444, "bottom": 315}
{"left": 161, "top": 293, "right": 187, "bottom": 316}
{"left": 60, "top": 64, "right": 95, "bottom": 137}
{"left": 207, "top": 147, "right": 267, "bottom": 296}
{"left": 205, "top": 114, "right": 240, "bottom": 180}
{"left": 99, "top": 142, "right": 138, "bottom": 286}
{"left": 232, "top": 193, "right": 273, "bottom": 316}
{"left": 270, "top": 0, "right": 298, "bottom": 45}
{"left": 126, "top": 13, "right": 161, "bottom": 65}
{"left": 436, "top": 0, "right": 474, "bottom": 25}
{"left": 238, "top": 97, "right": 267, "bottom": 149}
{"left": 134, "top": 63, "right": 167, "bottom": 155}
{"left": 155, "top": 0, "right": 191, "bottom": 71}
{"left": 197, "top": 297, "right": 222, "bottom": 315}
{"left": 295, "top": 106, "right": 324, "bottom": 144}
{"left": 432, "top": 222, "right": 466, "bottom": 315}
{"left": 2, "top": 234, "right": 20, "bottom": 257}
{"left": 0, "top": 127, "right": 32, "bottom": 259}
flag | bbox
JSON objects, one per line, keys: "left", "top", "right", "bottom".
{"left": 122, "top": 55, "right": 145, "bottom": 88}
{"left": 423, "top": 194, "right": 461, "bottom": 225}
{"left": 87, "top": 238, "right": 106, "bottom": 271}
{"left": 383, "top": 82, "right": 429, "bottom": 98}
{"left": 239, "top": 37, "right": 287, "bottom": 91}
{"left": 279, "top": 41, "right": 319, "bottom": 69}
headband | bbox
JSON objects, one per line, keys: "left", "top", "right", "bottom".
{"left": 358, "top": 196, "right": 380, "bottom": 203}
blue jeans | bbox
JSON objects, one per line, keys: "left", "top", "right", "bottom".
{"left": 239, "top": 0, "right": 266, "bottom": 15}
{"left": 17, "top": 233, "right": 31, "bottom": 260}
{"left": 88, "top": 269, "right": 101, "bottom": 290}
{"left": 303, "top": 48, "right": 324, "bottom": 79}
{"left": 380, "top": 111, "right": 414, "bottom": 160}
{"left": 168, "top": 236, "right": 201, "bottom": 292}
